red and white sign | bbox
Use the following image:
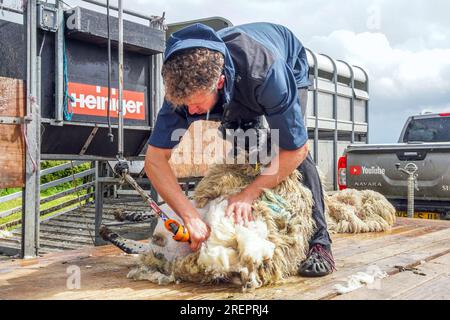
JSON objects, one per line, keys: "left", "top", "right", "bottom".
{"left": 350, "top": 165, "right": 362, "bottom": 176}
{"left": 68, "top": 82, "right": 146, "bottom": 120}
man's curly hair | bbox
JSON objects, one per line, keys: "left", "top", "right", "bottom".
{"left": 162, "top": 48, "right": 225, "bottom": 106}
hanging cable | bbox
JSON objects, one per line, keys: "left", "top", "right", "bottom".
{"left": 63, "top": 37, "right": 73, "bottom": 121}
{"left": 106, "top": 0, "right": 114, "bottom": 142}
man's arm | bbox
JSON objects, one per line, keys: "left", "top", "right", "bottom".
{"left": 225, "top": 144, "right": 308, "bottom": 224}
{"left": 144, "top": 145, "right": 210, "bottom": 251}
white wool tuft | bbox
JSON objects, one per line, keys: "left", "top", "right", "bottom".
{"left": 127, "top": 266, "right": 174, "bottom": 285}
{"left": 198, "top": 199, "right": 275, "bottom": 273}
{"left": 334, "top": 266, "right": 388, "bottom": 294}
{"left": 235, "top": 223, "right": 275, "bottom": 265}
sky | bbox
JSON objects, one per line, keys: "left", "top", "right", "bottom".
{"left": 123, "top": 0, "right": 450, "bottom": 143}
{"left": 4, "top": 0, "right": 450, "bottom": 143}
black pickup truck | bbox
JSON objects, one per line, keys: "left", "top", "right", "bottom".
{"left": 338, "top": 112, "right": 450, "bottom": 219}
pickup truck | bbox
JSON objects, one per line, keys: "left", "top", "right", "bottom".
{"left": 338, "top": 112, "right": 450, "bottom": 219}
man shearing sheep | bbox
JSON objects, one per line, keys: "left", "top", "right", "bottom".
{"left": 145, "top": 22, "right": 335, "bottom": 277}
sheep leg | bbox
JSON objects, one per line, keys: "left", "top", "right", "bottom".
{"left": 99, "top": 225, "right": 148, "bottom": 254}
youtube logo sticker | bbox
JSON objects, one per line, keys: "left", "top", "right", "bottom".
{"left": 350, "top": 166, "right": 362, "bottom": 176}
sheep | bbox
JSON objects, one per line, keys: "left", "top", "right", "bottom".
{"left": 126, "top": 163, "right": 396, "bottom": 291}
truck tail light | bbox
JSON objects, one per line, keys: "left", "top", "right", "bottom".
{"left": 337, "top": 155, "right": 347, "bottom": 190}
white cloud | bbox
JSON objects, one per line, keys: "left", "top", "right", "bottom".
{"left": 308, "top": 30, "right": 450, "bottom": 142}
{"left": 308, "top": 30, "right": 450, "bottom": 101}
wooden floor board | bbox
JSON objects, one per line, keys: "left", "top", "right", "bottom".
{"left": 332, "top": 253, "right": 450, "bottom": 300}
{"left": 0, "top": 218, "right": 449, "bottom": 300}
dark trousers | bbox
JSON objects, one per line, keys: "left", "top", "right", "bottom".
{"left": 297, "top": 153, "right": 332, "bottom": 250}
{"left": 297, "top": 88, "right": 332, "bottom": 251}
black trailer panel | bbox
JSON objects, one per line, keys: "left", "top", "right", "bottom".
{"left": 35, "top": 6, "right": 165, "bottom": 158}
{"left": 65, "top": 7, "right": 165, "bottom": 55}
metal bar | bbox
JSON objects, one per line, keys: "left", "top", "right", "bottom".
{"left": 362, "top": 68, "right": 370, "bottom": 143}
{"left": 97, "top": 177, "right": 151, "bottom": 185}
{"left": 117, "top": 0, "right": 124, "bottom": 159}
{"left": 38, "top": 199, "right": 95, "bottom": 224}
{"left": 40, "top": 118, "right": 152, "bottom": 131}
{"left": 81, "top": 0, "right": 159, "bottom": 23}
{"left": 54, "top": 0, "right": 64, "bottom": 123}
{"left": 39, "top": 193, "right": 93, "bottom": 216}
{"left": 0, "top": 190, "right": 23, "bottom": 203}
{"left": 321, "top": 54, "right": 339, "bottom": 191}
{"left": 40, "top": 168, "right": 95, "bottom": 190}
{"left": 0, "top": 116, "right": 25, "bottom": 124}
{"left": 184, "top": 181, "right": 189, "bottom": 196}
{"left": 1, "top": 218, "right": 22, "bottom": 230}
{"left": 22, "top": 0, "right": 40, "bottom": 259}
{"left": 41, "top": 160, "right": 87, "bottom": 176}
{"left": 0, "top": 205, "right": 22, "bottom": 219}
{"left": 150, "top": 53, "right": 164, "bottom": 127}
{"left": 35, "top": 60, "right": 42, "bottom": 252}
{"left": 79, "top": 127, "right": 99, "bottom": 155}
{"left": 306, "top": 49, "right": 319, "bottom": 164}
{"left": 40, "top": 181, "right": 95, "bottom": 204}
{"left": 41, "top": 154, "right": 146, "bottom": 161}
{"left": 94, "top": 161, "right": 106, "bottom": 245}
{"left": 0, "top": 3, "right": 23, "bottom": 14}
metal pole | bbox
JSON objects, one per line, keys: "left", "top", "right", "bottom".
{"left": 338, "top": 60, "right": 355, "bottom": 144}
{"left": 117, "top": 0, "right": 124, "bottom": 159}
{"left": 306, "top": 48, "right": 319, "bottom": 164}
{"left": 82, "top": 0, "right": 158, "bottom": 23}
{"left": 35, "top": 56, "right": 42, "bottom": 252}
{"left": 22, "top": 0, "right": 40, "bottom": 259}
{"left": 321, "top": 53, "right": 338, "bottom": 191}
{"left": 55, "top": 0, "right": 64, "bottom": 124}
{"left": 94, "top": 161, "right": 105, "bottom": 245}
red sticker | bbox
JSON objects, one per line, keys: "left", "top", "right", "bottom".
{"left": 350, "top": 166, "right": 362, "bottom": 176}
{"left": 68, "top": 82, "right": 146, "bottom": 120}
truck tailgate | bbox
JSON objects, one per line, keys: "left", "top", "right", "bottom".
{"left": 346, "top": 143, "right": 450, "bottom": 201}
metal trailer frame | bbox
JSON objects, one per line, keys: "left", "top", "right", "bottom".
{"left": 22, "top": 0, "right": 40, "bottom": 259}
{"left": 0, "top": 0, "right": 166, "bottom": 258}
{"left": 305, "top": 50, "right": 370, "bottom": 191}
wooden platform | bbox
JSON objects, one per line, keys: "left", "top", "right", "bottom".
{"left": 0, "top": 218, "right": 449, "bottom": 300}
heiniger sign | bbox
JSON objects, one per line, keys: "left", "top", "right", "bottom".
{"left": 68, "top": 82, "right": 146, "bottom": 120}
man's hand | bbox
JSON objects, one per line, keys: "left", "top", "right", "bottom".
{"left": 225, "top": 189, "right": 259, "bottom": 225}
{"left": 145, "top": 146, "right": 211, "bottom": 252}
{"left": 184, "top": 214, "right": 210, "bottom": 251}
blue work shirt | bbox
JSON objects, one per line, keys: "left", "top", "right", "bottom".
{"left": 149, "top": 22, "right": 310, "bottom": 150}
